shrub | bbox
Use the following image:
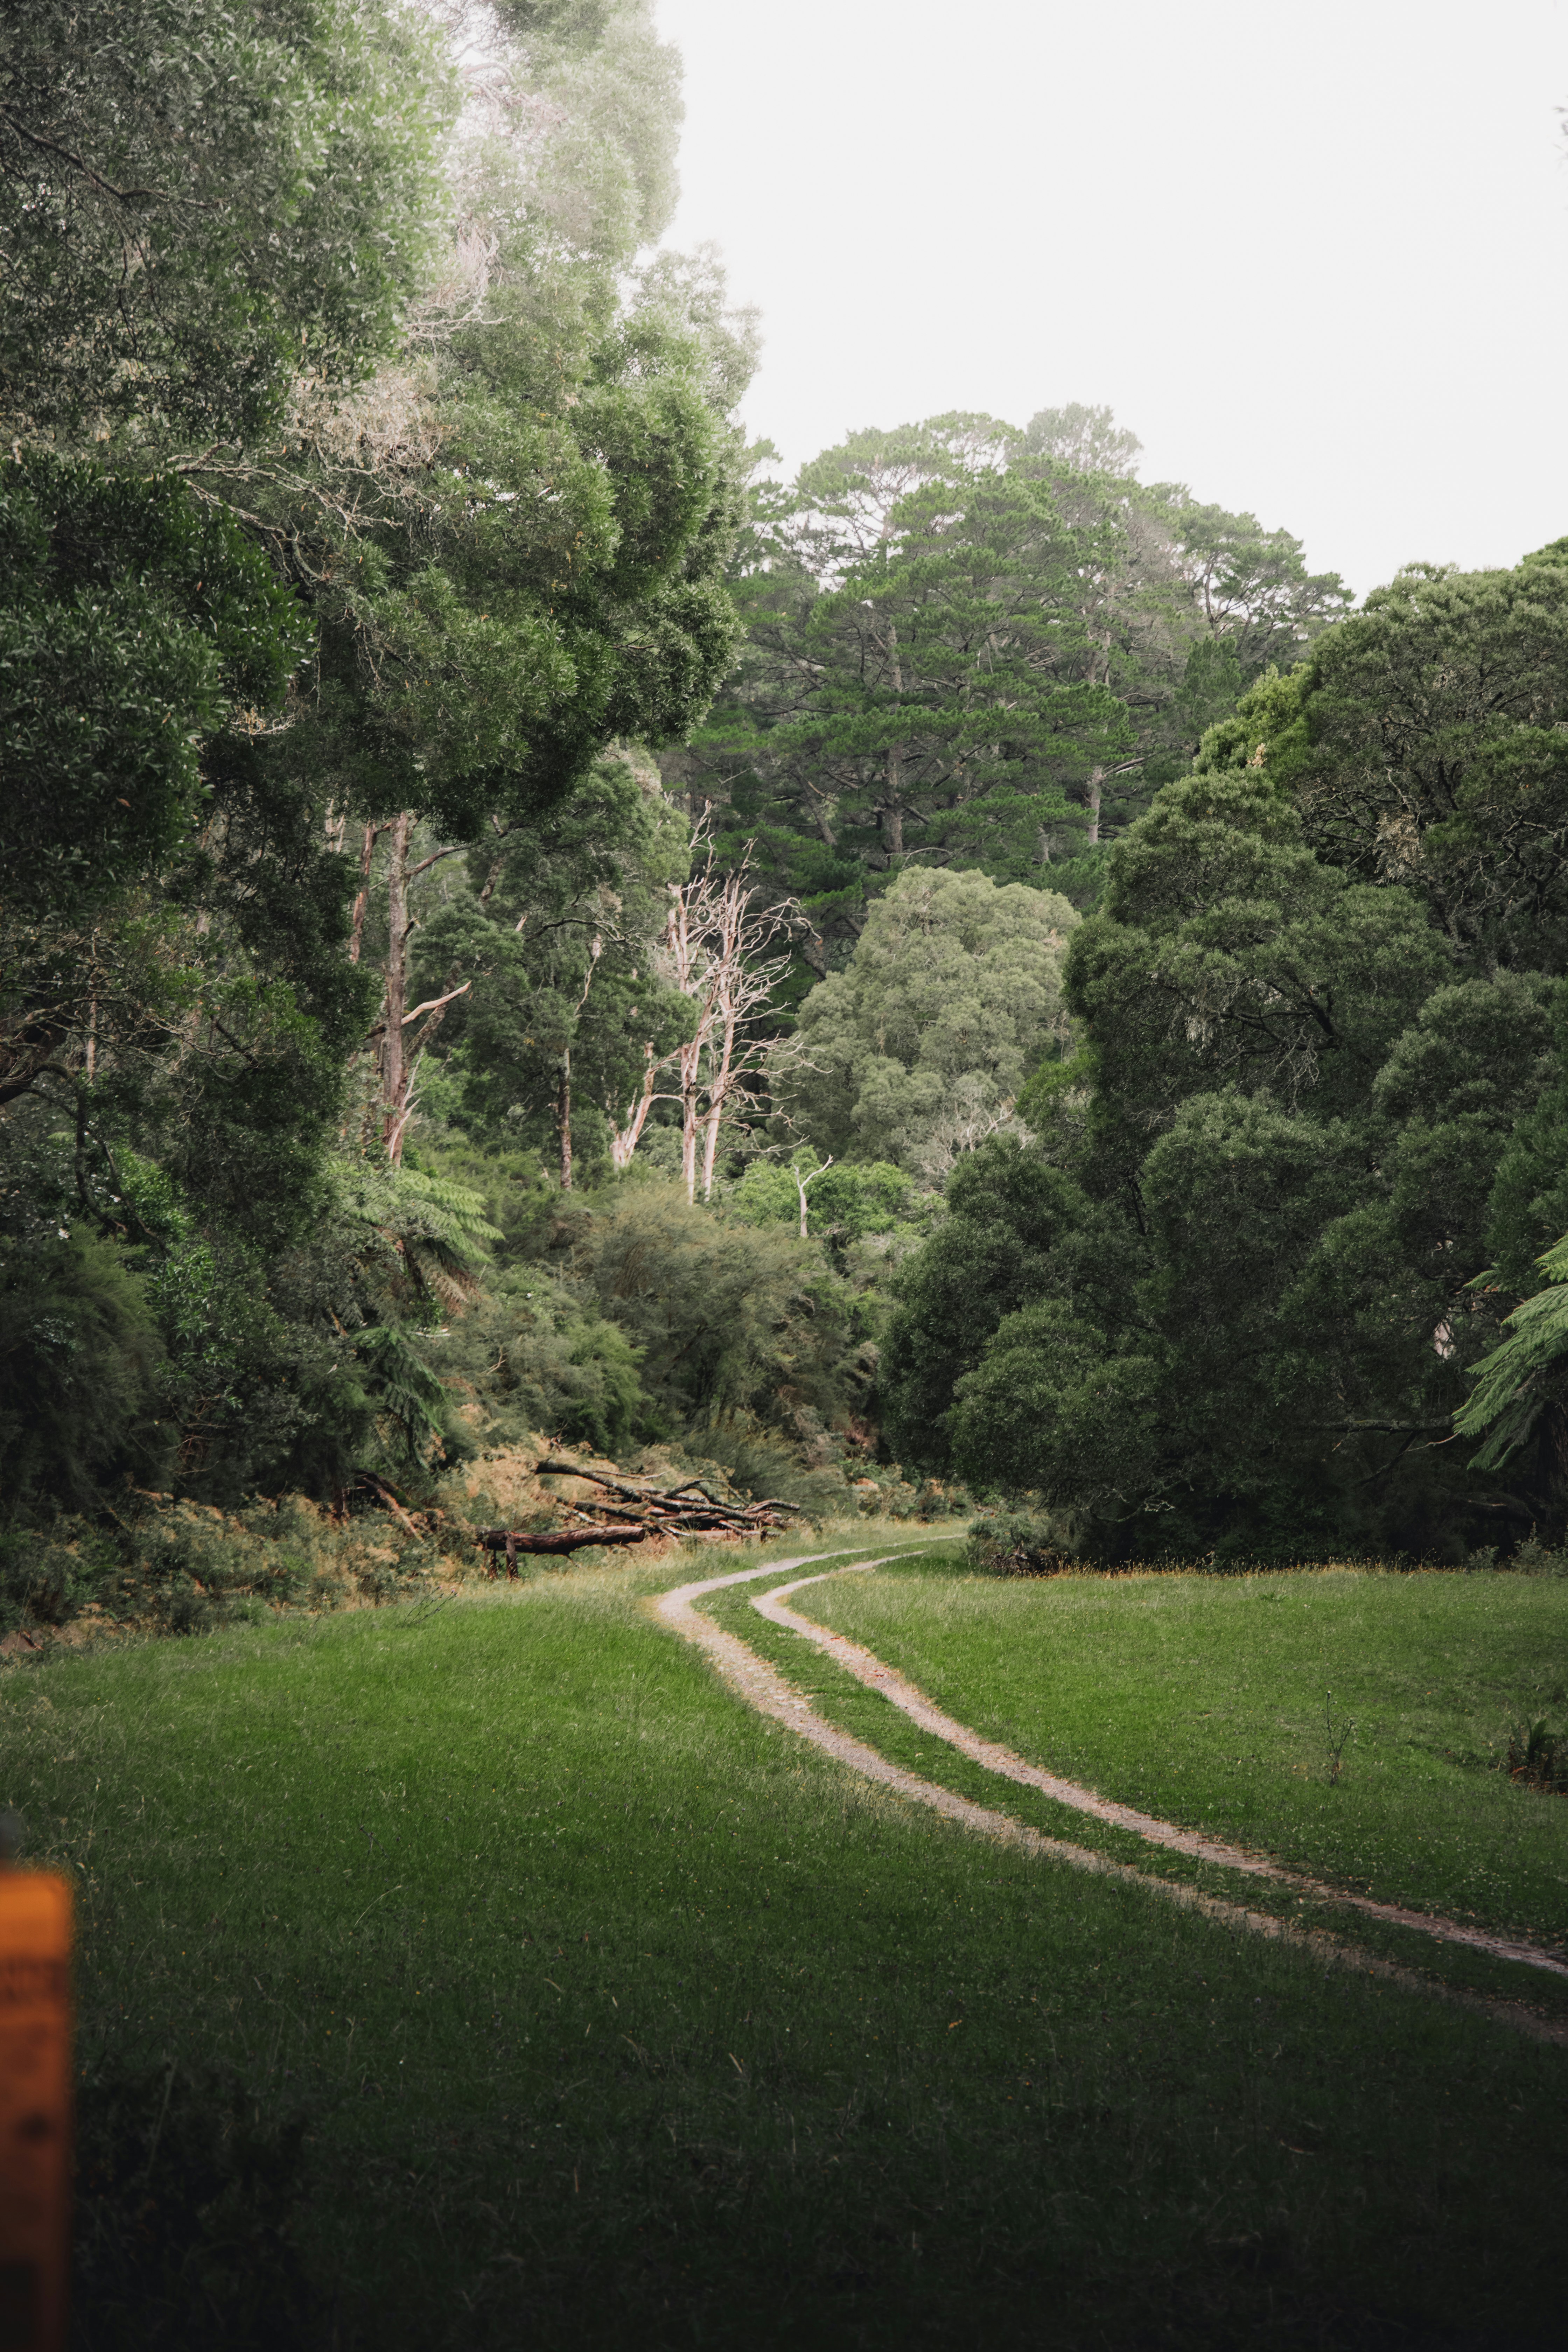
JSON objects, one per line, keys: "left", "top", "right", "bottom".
{"left": 0, "top": 1233, "right": 162, "bottom": 1515}
{"left": 966, "top": 1511, "right": 1076, "bottom": 1576}
{"left": 1510, "top": 1533, "right": 1568, "bottom": 1577}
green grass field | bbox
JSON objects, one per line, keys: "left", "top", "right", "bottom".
{"left": 716, "top": 1554, "right": 1568, "bottom": 2009}
{"left": 793, "top": 1556, "right": 1568, "bottom": 1915}
{"left": 4, "top": 1535, "right": 1567, "bottom": 2350}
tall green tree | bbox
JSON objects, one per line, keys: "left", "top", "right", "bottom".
{"left": 679, "top": 406, "right": 1349, "bottom": 971}
{"left": 881, "top": 716, "right": 1568, "bottom": 1556}
{"left": 1198, "top": 550, "right": 1568, "bottom": 974}
{"left": 0, "top": 0, "right": 754, "bottom": 1513}
{"left": 779, "top": 867, "right": 1078, "bottom": 1180}
{"left": 0, "top": 0, "right": 454, "bottom": 445}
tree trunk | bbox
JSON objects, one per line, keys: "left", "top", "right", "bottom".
{"left": 699, "top": 998, "right": 738, "bottom": 1201}
{"left": 610, "top": 1042, "right": 664, "bottom": 1171}
{"left": 679, "top": 1033, "right": 702, "bottom": 1204}
{"left": 350, "top": 819, "right": 391, "bottom": 966}
{"left": 1085, "top": 769, "right": 1103, "bottom": 848}
{"left": 558, "top": 1050, "right": 573, "bottom": 1191}
{"left": 379, "top": 811, "right": 415, "bottom": 1160}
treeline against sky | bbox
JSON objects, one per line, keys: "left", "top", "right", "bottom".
{"left": 4, "top": 0, "right": 1568, "bottom": 1572}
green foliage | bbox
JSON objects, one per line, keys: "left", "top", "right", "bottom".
{"left": 729, "top": 1153, "right": 924, "bottom": 1266}
{"left": 883, "top": 681, "right": 1568, "bottom": 1554}
{"left": 964, "top": 1510, "right": 1075, "bottom": 1575}
{"left": 1206, "top": 552, "right": 1568, "bottom": 974}
{"left": 950, "top": 1295, "right": 1159, "bottom": 1515}
{"left": 0, "top": 453, "right": 308, "bottom": 924}
{"left": 683, "top": 408, "right": 1347, "bottom": 957}
{"left": 434, "top": 1267, "right": 648, "bottom": 1456}
{"left": 1456, "top": 1233, "right": 1568, "bottom": 1471}
{"left": 880, "top": 1138, "right": 1112, "bottom": 1470}
{"left": 0, "top": 1232, "right": 161, "bottom": 1516}
{"left": 410, "top": 751, "right": 694, "bottom": 1172}
{"left": 778, "top": 868, "right": 1078, "bottom": 1176}
{"left": 561, "top": 1178, "right": 861, "bottom": 1427}
{"left": 0, "top": 0, "right": 760, "bottom": 1531}
{"left": 0, "top": 0, "right": 455, "bottom": 443}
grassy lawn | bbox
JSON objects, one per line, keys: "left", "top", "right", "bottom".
{"left": 788, "top": 1557, "right": 1568, "bottom": 1950}
{"left": 2, "top": 1534, "right": 1565, "bottom": 2350}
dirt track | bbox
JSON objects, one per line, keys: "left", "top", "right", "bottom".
{"left": 650, "top": 1546, "right": 1568, "bottom": 2047}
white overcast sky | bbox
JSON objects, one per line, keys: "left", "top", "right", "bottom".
{"left": 653, "top": 0, "right": 1568, "bottom": 599}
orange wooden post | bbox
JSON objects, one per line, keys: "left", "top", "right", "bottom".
{"left": 0, "top": 1868, "right": 72, "bottom": 2352}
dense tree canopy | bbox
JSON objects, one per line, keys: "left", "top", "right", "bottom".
{"left": 779, "top": 868, "right": 1078, "bottom": 1178}
{"left": 674, "top": 404, "right": 1349, "bottom": 983}
{"left": 881, "top": 540, "right": 1568, "bottom": 1560}
{"left": 4, "top": 0, "right": 1563, "bottom": 1577}
{"left": 0, "top": 0, "right": 761, "bottom": 1519}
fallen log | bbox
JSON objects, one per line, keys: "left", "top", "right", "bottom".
{"left": 534, "top": 1457, "right": 803, "bottom": 1527}
{"left": 536, "top": 1458, "right": 662, "bottom": 1504}
{"left": 474, "top": 1522, "right": 647, "bottom": 1579}
{"left": 358, "top": 1470, "right": 425, "bottom": 1538}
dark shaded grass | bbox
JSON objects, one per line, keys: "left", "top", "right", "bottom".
{"left": 0, "top": 1538, "right": 1563, "bottom": 2349}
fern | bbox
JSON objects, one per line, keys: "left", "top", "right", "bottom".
{"left": 330, "top": 1160, "right": 503, "bottom": 1314}
{"left": 352, "top": 1324, "right": 448, "bottom": 1460}
{"left": 1455, "top": 1234, "right": 1568, "bottom": 1469}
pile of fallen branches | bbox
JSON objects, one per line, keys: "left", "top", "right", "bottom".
{"left": 474, "top": 1459, "right": 804, "bottom": 1576}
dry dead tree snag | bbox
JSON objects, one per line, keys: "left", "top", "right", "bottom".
{"left": 608, "top": 845, "right": 805, "bottom": 1199}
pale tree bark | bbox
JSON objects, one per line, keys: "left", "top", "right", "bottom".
{"left": 793, "top": 1154, "right": 833, "bottom": 1239}
{"left": 609, "top": 1040, "right": 665, "bottom": 1171}
{"left": 369, "top": 811, "right": 471, "bottom": 1163}
{"left": 384, "top": 979, "right": 469, "bottom": 1164}
{"left": 689, "top": 866, "right": 801, "bottom": 1202}
{"left": 378, "top": 812, "right": 414, "bottom": 1140}
{"left": 694, "top": 871, "right": 798, "bottom": 1202}
{"left": 661, "top": 882, "right": 710, "bottom": 1203}
{"left": 603, "top": 855, "right": 802, "bottom": 1197}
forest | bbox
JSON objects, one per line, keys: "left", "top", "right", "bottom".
{"left": 6, "top": 0, "right": 1568, "bottom": 1608}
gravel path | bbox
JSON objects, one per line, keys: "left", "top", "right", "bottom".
{"left": 649, "top": 1547, "right": 1568, "bottom": 2047}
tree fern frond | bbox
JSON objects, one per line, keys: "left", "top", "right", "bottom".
{"left": 1455, "top": 1237, "right": 1568, "bottom": 1466}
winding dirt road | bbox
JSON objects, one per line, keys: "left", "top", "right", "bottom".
{"left": 650, "top": 1545, "right": 1568, "bottom": 2046}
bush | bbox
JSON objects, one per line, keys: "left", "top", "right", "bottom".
{"left": 966, "top": 1510, "right": 1076, "bottom": 1576}
{"left": 0, "top": 1232, "right": 162, "bottom": 1515}
{"left": 1510, "top": 1533, "right": 1568, "bottom": 1577}
{"left": 433, "top": 1268, "right": 650, "bottom": 1455}
{"left": 0, "top": 1518, "right": 117, "bottom": 1630}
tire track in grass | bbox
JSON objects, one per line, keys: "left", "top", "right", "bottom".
{"left": 756, "top": 1567, "right": 1568, "bottom": 1987}
{"left": 650, "top": 1550, "right": 1568, "bottom": 2047}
